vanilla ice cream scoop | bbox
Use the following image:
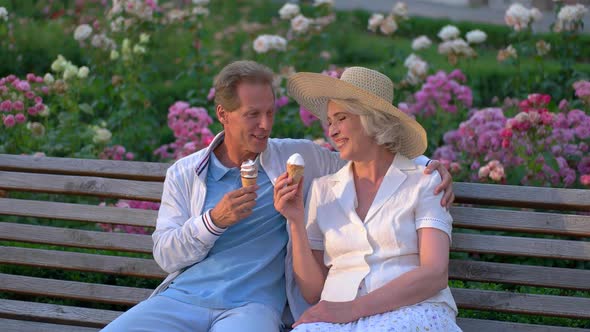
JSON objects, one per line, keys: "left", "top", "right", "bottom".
{"left": 287, "top": 153, "right": 305, "bottom": 166}
{"left": 240, "top": 159, "right": 258, "bottom": 187}
{"left": 286, "top": 153, "right": 305, "bottom": 184}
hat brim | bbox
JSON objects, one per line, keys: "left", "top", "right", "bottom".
{"left": 287, "top": 72, "right": 427, "bottom": 159}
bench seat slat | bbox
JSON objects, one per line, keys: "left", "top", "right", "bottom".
{"left": 449, "top": 260, "right": 590, "bottom": 290}
{"left": 0, "top": 299, "right": 120, "bottom": 328}
{"left": 0, "top": 246, "right": 166, "bottom": 278}
{"left": 0, "top": 223, "right": 153, "bottom": 253}
{"left": 0, "top": 198, "right": 157, "bottom": 227}
{"left": 456, "top": 318, "right": 589, "bottom": 332}
{"left": 451, "top": 206, "right": 590, "bottom": 237}
{"left": 454, "top": 183, "right": 590, "bottom": 211}
{"left": 0, "top": 273, "right": 151, "bottom": 306}
{"left": 0, "top": 171, "right": 162, "bottom": 201}
{"left": 0, "top": 154, "right": 169, "bottom": 181}
{"left": 0, "top": 318, "right": 100, "bottom": 332}
{"left": 453, "top": 288, "right": 590, "bottom": 319}
{"left": 452, "top": 233, "right": 590, "bottom": 261}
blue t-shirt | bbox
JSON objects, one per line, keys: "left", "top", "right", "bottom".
{"left": 161, "top": 152, "right": 288, "bottom": 314}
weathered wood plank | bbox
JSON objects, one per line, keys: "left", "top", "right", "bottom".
{"left": 0, "top": 318, "right": 100, "bottom": 332}
{"left": 451, "top": 206, "right": 590, "bottom": 237}
{"left": 452, "top": 233, "right": 590, "bottom": 261}
{"left": 0, "top": 154, "right": 169, "bottom": 181}
{"left": 0, "top": 273, "right": 151, "bottom": 305}
{"left": 0, "top": 198, "right": 157, "bottom": 227}
{"left": 0, "top": 246, "right": 166, "bottom": 278}
{"left": 0, "top": 299, "right": 121, "bottom": 328}
{"left": 452, "top": 288, "right": 590, "bottom": 319}
{"left": 456, "top": 318, "right": 589, "bottom": 332}
{"left": 449, "top": 260, "right": 590, "bottom": 290}
{"left": 0, "top": 223, "right": 153, "bottom": 253}
{"left": 0, "top": 171, "right": 162, "bottom": 201}
{"left": 454, "top": 183, "right": 590, "bottom": 211}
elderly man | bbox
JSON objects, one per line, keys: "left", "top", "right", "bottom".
{"left": 102, "top": 60, "right": 454, "bottom": 332}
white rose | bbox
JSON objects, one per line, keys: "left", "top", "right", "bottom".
{"left": 133, "top": 44, "right": 146, "bottom": 54}
{"left": 505, "top": 3, "right": 531, "bottom": 31}
{"left": 39, "top": 105, "right": 50, "bottom": 117}
{"left": 558, "top": 4, "right": 587, "bottom": 22}
{"left": 63, "top": 64, "right": 79, "bottom": 81}
{"left": 93, "top": 128, "right": 112, "bottom": 144}
{"left": 404, "top": 53, "right": 420, "bottom": 68}
{"left": 279, "top": 3, "right": 300, "bottom": 20}
{"left": 379, "top": 15, "right": 398, "bottom": 35}
{"left": 291, "top": 14, "right": 311, "bottom": 34}
{"left": 77, "top": 66, "right": 89, "bottom": 79}
{"left": 438, "top": 40, "right": 453, "bottom": 55}
{"left": 466, "top": 29, "right": 487, "bottom": 44}
{"left": 529, "top": 8, "right": 542, "bottom": 22}
{"left": 51, "top": 55, "right": 67, "bottom": 72}
{"left": 410, "top": 59, "right": 428, "bottom": 77}
{"left": 392, "top": 2, "right": 408, "bottom": 19}
{"left": 368, "top": 13, "right": 384, "bottom": 32}
{"left": 438, "top": 25, "right": 460, "bottom": 41}
{"left": 313, "top": 0, "right": 334, "bottom": 7}
{"left": 0, "top": 7, "right": 8, "bottom": 21}
{"left": 74, "top": 24, "right": 93, "bottom": 41}
{"left": 43, "top": 73, "right": 55, "bottom": 84}
{"left": 253, "top": 35, "right": 270, "bottom": 53}
{"left": 192, "top": 7, "right": 209, "bottom": 16}
{"left": 270, "top": 35, "right": 287, "bottom": 51}
{"left": 139, "top": 33, "right": 150, "bottom": 44}
{"left": 411, "top": 35, "right": 431, "bottom": 50}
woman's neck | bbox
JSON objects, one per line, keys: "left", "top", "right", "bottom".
{"left": 352, "top": 148, "right": 395, "bottom": 184}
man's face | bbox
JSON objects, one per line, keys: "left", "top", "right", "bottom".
{"left": 222, "top": 82, "right": 275, "bottom": 157}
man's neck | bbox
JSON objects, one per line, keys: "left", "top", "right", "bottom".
{"left": 213, "top": 140, "right": 257, "bottom": 168}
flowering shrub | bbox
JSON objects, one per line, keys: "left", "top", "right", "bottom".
{"left": 434, "top": 93, "right": 590, "bottom": 187}
{"left": 154, "top": 101, "right": 214, "bottom": 161}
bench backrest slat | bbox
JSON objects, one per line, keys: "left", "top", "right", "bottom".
{"left": 0, "top": 198, "right": 157, "bottom": 227}
{"left": 449, "top": 260, "right": 590, "bottom": 290}
{"left": 0, "top": 171, "right": 162, "bottom": 201}
{"left": 0, "top": 223, "right": 153, "bottom": 253}
{"left": 0, "top": 154, "right": 169, "bottom": 180}
{"left": 451, "top": 206, "right": 590, "bottom": 237}
{"left": 454, "top": 183, "right": 590, "bottom": 211}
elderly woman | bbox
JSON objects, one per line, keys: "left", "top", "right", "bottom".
{"left": 274, "top": 67, "right": 461, "bottom": 331}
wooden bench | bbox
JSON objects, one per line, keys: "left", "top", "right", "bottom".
{"left": 0, "top": 153, "right": 589, "bottom": 331}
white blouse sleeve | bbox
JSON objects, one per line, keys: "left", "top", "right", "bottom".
{"left": 305, "top": 179, "right": 324, "bottom": 250}
{"left": 415, "top": 171, "right": 453, "bottom": 241}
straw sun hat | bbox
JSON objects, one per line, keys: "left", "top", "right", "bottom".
{"left": 287, "top": 67, "right": 427, "bottom": 159}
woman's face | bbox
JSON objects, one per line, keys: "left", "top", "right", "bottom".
{"left": 327, "top": 101, "right": 374, "bottom": 161}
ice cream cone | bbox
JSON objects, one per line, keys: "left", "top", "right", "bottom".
{"left": 240, "top": 159, "right": 258, "bottom": 187}
{"left": 287, "top": 164, "right": 304, "bottom": 184}
{"left": 241, "top": 175, "right": 257, "bottom": 187}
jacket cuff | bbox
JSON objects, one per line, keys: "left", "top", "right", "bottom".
{"left": 413, "top": 155, "right": 431, "bottom": 167}
{"left": 194, "top": 209, "right": 227, "bottom": 243}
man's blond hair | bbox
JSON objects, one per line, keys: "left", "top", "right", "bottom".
{"left": 214, "top": 60, "right": 275, "bottom": 111}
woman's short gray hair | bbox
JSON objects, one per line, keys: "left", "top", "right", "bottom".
{"left": 329, "top": 98, "right": 402, "bottom": 154}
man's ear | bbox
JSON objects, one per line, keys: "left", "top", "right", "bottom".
{"left": 216, "top": 104, "right": 227, "bottom": 124}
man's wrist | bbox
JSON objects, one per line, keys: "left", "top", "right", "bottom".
{"left": 209, "top": 208, "right": 227, "bottom": 229}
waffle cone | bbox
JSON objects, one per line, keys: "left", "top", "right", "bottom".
{"left": 241, "top": 176, "right": 257, "bottom": 187}
{"left": 287, "top": 164, "right": 304, "bottom": 184}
